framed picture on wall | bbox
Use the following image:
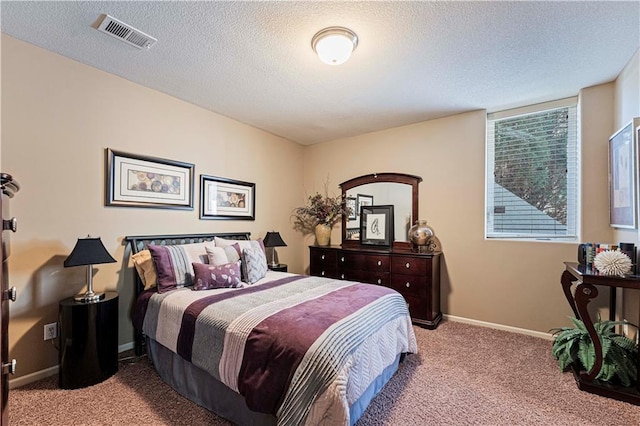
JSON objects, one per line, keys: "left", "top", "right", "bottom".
{"left": 360, "top": 205, "right": 394, "bottom": 247}
{"left": 609, "top": 119, "right": 639, "bottom": 228}
{"left": 609, "top": 119, "right": 640, "bottom": 228}
{"left": 200, "top": 174, "right": 255, "bottom": 220}
{"left": 105, "top": 148, "right": 194, "bottom": 210}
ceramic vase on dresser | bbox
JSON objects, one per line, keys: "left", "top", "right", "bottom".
{"left": 314, "top": 224, "right": 331, "bottom": 246}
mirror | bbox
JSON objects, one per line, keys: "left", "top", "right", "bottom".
{"left": 340, "top": 173, "right": 421, "bottom": 250}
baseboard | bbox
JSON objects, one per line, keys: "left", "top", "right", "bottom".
{"left": 8, "top": 341, "right": 136, "bottom": 389}
{"left": 443, "top": 314, "right": 554, "bottom": 341}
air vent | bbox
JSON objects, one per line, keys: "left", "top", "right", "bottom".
{"left": 96, "top": 14, "right": 157, "bottom": 49}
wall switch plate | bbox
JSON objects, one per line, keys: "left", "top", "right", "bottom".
{"left": 44, "top": 322, "right": 58, "bottom": 340}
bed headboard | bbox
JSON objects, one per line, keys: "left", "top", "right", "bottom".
{"left": 124, "top": 232, "right": 251, "bottom": 355}
{"left": 126, "top": 231, "right": 251, "bottom": 295}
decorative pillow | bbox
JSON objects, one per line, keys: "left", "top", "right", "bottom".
{"left": 192, "top": 261, "right": 242, "bottom": 290}
{"left": 205, "top": 244, "right": 241, "bottom": 266}
{"left": 214, "top": 237, "right": 266, "bottom": 255}
{"left": 242, "top": 247, "right": 268, "bottom": 284}
{"left": 147, "top": 242, "right": 213, "bottom": 293}
{"left": 131, "top": 249, "right": 157, "bottom": 290}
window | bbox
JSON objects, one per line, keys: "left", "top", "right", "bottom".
{"left": 486, "top": 98, "right": 578, "bottom": 240}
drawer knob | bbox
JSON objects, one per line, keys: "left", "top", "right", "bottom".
{"left": 321, "top": 255, "right": 325, "bottom": 260}
{"left": 3, "top": 217, "right": 17, "bottom": 233}
{"left": 2, "top": 359, "right": 16, "bottom": 375}
{"left": 341, "top": 256, "right": 345, "bottom": 262}
{"left": 405, "top": 262, "right": 411, "bottom": 269}
{"left": 3, "top": 286, "right": 17, "bottom": 302}
{"left": 377, "top": 278, "right": 382, "bottom": 284}
{"left": 321, "top": 271, "right": 325, "bottom": 276}
{"left": 341, "top": 274, "right": 345, "bottom": 279}
{"left": 405, "top": 282, "right": 411, "bottom": 288}
{"left": 377, "top": 260, "right": 382, "bottom": 266}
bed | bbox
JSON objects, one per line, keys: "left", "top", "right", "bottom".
{"left": 126, "top": 232, "right": 417, "bottom": 426}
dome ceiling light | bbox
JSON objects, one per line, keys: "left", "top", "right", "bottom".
{"left": 311, "top": 26, "right": 358, "bottom": 66}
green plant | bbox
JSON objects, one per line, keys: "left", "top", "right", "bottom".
{"left": 550, "top": 316, "right": 638, "bottom": 387}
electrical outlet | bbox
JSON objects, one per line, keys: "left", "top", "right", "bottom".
{"left": 44, "top": 322, "right": 58, "bottom": 340}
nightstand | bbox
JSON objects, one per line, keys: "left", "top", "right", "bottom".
{"left": 268, "top": 264, "right": 288, "bottom": 272}
{"left": 58, "top": 291, "right": 118, "bottom": 389}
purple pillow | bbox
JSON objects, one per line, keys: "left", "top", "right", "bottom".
{"left": 192, "top": 261, "right": 242, "bottom": 290}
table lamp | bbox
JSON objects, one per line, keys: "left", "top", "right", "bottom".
{"left": 64, "top": 236, "right": 116, "bottom": 303}
{"left": 263, "top": 231, "right": 287, "bottom": 267}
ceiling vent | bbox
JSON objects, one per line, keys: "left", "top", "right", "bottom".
{"left": 96, "top": 14, "right": 157, "bottom": 49}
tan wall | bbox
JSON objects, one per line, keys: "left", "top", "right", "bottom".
{"left": 302, "top": 90, "right": 615, "bottom": 333}
{"left": 1, "top": 35, "right": 305, "bottom": 380}
{"left": 612, "top": 49, "right": 640, "bottom": 327}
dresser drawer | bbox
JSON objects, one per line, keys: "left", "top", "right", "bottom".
{"left": 310, "top": 248, "right": 337, "bottom": 267}
{"left": 390, "top": 274, "right": 427, "bottom": 298}
{"left": 365, "top": 255, "right": 390, "bottom": 271}
{"left": 367, "top": 272, "right": 390, "bottom": 286}
{"left": 391, "top": 255, "right": 430, "bottom": 276}
{"left": 338, "top": 252, "right": 367, "bottom": 270}
{"left": 403, "top": 295, "right": 428, "bottom": 319}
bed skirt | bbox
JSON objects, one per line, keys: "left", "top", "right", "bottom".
{"left": 147, "top": 337, "right": 402, "bottom": 425}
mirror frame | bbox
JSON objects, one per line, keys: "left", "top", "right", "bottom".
{"left": 340, "top": 172, "right": 422, "bottom": 251}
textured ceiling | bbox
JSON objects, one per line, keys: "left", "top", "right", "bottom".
{"left": 1, "top": 1, "right": 639, "bottom": 145}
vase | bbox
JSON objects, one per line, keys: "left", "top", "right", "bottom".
{"left": 314, "top": 224, "right": 332, "bottom": 246}
{"left": 408, "top": 219, "right": 435, "bottom": 253}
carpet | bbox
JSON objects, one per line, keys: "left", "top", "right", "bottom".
{"left": 9, "top": 321, "right": 640, "bottom": 425}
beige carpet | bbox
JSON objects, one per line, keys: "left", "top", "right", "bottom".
{"left": 9, "top": 321, "right": 640, "bottom": 425}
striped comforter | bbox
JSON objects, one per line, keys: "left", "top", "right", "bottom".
{"left": 137, "top": 273, "right": 417, "bottom": 425}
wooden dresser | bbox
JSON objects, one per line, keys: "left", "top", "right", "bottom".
{"left": 309, "top": 245, "right": 442, "bottom": 328}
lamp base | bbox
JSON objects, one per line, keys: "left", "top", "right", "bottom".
{"left": 74, "top": 291, "right": 106, "bottom": 303}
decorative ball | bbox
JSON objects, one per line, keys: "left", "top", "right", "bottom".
{"left": 593, "top": 250, "right": 632, "bottom": 276}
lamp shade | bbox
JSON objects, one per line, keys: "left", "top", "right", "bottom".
{"left": 64, "top": 237, "right": 116, "bottom": 267}
{"left": 263, "top": 232, "right": 287, "bottom": 248}
{"left": 311, "top": 27, "right": 358, "bottom": 65}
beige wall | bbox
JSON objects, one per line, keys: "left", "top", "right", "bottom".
{"left": 612, "top": 49, "right": 640, "bottom": 326}
{"left": 1, "top": 35, "right": 305, "bottom": 381}
{"left": 303, "top": 90, "right": 615, "bottom": 333}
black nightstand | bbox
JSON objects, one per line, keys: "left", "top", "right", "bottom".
{"left": 268, "top": 264, "right": 288, "bottom": 272}
{"left": 58, "top": 291, "right": 118, "bottom": 389}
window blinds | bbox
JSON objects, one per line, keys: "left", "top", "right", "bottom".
{"left": 486, "top": 98, "right": 578, "bottom": 239}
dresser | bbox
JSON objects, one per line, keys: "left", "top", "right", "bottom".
{"left": 309, "top": 246, "right": 442, "bottom": 328}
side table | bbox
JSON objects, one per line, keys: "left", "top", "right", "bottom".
{"left": 268, "top": 264, "right": 288, "bottom": 272}
{"left": 58, "top": 291, "right": 118, "bottom": 389}
{"left": 561, "top": 262, "right": 640, "bottom": 405}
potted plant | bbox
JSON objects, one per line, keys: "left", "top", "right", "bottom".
{"left": 550, "top": 316, "right": 638, "bottom": 387}
{"left": 292, "top": 186, "right": 350, "bottom": 246}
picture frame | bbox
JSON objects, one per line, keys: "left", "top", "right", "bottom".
{"left": 346, "top": 196, "right": 357, "bottom": 220}
{"left": 356, "top": 194, "right": 374, "bottom": 217}
{"left": 608, "top": 119, "right": 638, "bottom": 228}
{"left": 200, "top": 174, "right": 255, "bottom": 220}
{"left": 360, "top": 205, "right": 394, "bottom": 247}
{"left": 105, "top": 148, "right": 194, "bottom": 210}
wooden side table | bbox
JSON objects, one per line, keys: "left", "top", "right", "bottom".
{"left": 58, "top": 292, "right": 118, "bottom": 389}
{"left": 268, "top": 264, "right": 288, "bottom": 272}
{"left": 561, "top": 262, "right": 640, "bottom": 405}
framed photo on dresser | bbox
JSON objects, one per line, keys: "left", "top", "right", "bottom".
{"left": 360, "top": 205, "right": 394, "bottom": 247}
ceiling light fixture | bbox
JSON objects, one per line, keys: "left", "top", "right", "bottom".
{"left": 311, "top": 26, "right": 358, "bottom": 66}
